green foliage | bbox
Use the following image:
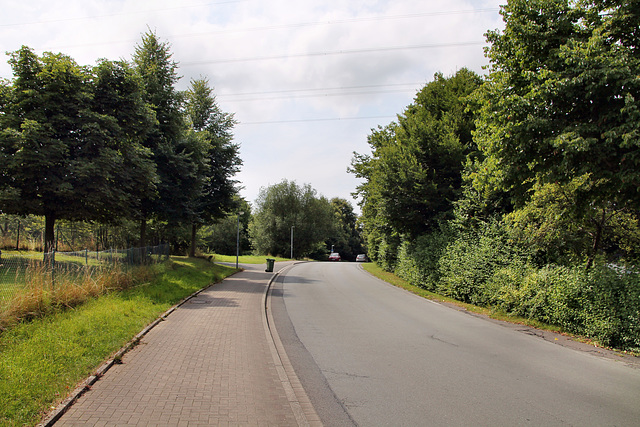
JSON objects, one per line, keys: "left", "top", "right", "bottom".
{"left": 130, "top": 33, "right": 242, "bottom": 252}
{"left": 504, "top": 176, "right": 640, "bottom": 265}
{"left": 474, "top": 0, "right": 640, "bottom": 264}
{"left": 351, "top": 69, "right": 482, "bottom": 248}
{"left": 132, "top": 30, "right": 195, "bottom": 239}
{"left": 182, "top": 77, "right": 242, "bottom": 256}
{"left": 437, "top": 219, "right": 530, "bottom": 305}
{"left": 249, "top": 180, "right": 333, "bottom": 258}
{"left": 0, "top": 47, "right": 158, "bottom": 252}
{"left": 201, "top": 206, "right": 251, "bottom": 256}
{"left": 369, "top": 230, "right": 401, "bottom": 272}
{"left": 184, "top": 77, "right": 241, "bottom": 224}
{"left": 0, "top": 32, "right": 242, "bottom": 256}
{"left": 350, "top": 0, "right": 640, "bottom": 352}
{"left": 395, "top": 225, "right": 452, "bottom": 291}
{"left": 484, "top": 262, "right": 640, "bottom": 350}
{"left": 432, "top": 217, "right": 640, "bottom": 350}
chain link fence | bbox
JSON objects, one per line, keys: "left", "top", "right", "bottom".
{"left": 0, "top": 244, "right": 169, "bottom": 305}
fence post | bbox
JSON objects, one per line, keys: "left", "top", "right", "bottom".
{"left": 51, "top": 249, "right": 56, "bottom": 288}
{"left": 85, "top": 248, "right": 88, "bottom": 265}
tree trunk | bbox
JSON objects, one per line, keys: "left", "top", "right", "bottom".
{"left": 586, "top": 209, "right": 606, "bottom": 270}
{"left": 44, "top": 213, "right": 56, "bottom": 264}
{"left": 189, "top": 223, "right": 197, "bottom": 257}
{"left": 139, "top": 219, "right": 147, "bottom": 248}
{"left": 16, "top": 220, "right": 20, "bottom": 250}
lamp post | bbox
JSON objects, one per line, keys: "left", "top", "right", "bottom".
{"left": 236, "top": 211, "right": 244, "bottom": 269}
{"left": 291, "top": 226, "right": 294, "bottom": 260}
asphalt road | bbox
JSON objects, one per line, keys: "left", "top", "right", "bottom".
{"left": 270, "top": 262, "right": 640, "bottom": 426}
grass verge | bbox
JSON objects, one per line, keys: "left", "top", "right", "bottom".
{"left": 361, "top": 262, "right": 562, "bottom": 333}
{"left": 0, "top": 257, "right": 236, "bottom": 427}
{"left": 208, "top": 254, "right": 291, "bottom": 264}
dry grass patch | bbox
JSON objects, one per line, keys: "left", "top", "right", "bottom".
{"left": 0, "top": 263, "right": 156, "bottom": 331}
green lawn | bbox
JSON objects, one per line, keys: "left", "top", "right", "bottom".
{"left": 0, "top": 257, "right": 237, "bottom": 427}
{"left": 208, "top": 254, "right": 291, "bottom": 264}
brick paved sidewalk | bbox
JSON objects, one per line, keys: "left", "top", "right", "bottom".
{"left": 56, "top": 263, "right": 320, "bottom": 426}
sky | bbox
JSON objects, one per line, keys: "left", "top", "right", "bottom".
{"left": 0, "top": 0, "right": 505, "bottom": 213}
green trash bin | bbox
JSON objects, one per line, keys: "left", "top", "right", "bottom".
{"left": 265, "top": 258, "right": 275, "bottom": 272}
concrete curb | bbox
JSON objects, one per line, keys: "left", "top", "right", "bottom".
{"left": 263, "top": 262, "right": 323, "bottom": 427}
{"left": 37, "top": 274, "right": 232, "bottom": 427}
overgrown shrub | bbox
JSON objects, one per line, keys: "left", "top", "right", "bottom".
{"left": 478, "top": 262, "right": 640, "bottom": 351}
{"left": 395, "top": 226, "right": 452, "bottom": 291}
{"left": 437, "top": 220, "right": 529, "bottom": 305}
{"left": 374, "top": 216, "right": 640, "bottom": 351}
{"left": 374, "top": 233, "right": 401, "bottom": 272}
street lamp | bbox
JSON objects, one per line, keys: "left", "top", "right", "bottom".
{"left": 291, "top": 226, "right": 294, "bottom": 260}
{"left": 236, "top": 211, "right": 244, "bottom": 269}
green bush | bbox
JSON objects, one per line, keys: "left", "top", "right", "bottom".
{"left": 433, "top": 219, "right": 640, "bottom": 350}
{"left": 395, "top": 226, "right": 452, "bottom": 291}
{"left": 437, "top": 220, "right": 528, "bottom": 305}
{"left": 375, "top": 215, "right": 640, "bottom": 351}
{"left": 374, "top": 233, "right": 401, "bottom": 272}
{"left": 485, "top": 263, "right": 640, "bottom": 351}
{"left": 579, "top": 266, "right": 640, "bottom": 349}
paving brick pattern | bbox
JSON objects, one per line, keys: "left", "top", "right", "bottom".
{"left": 58, "top": 265, "right": 306, "bottom": 426}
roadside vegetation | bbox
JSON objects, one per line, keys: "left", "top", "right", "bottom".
{"left": 351, "top": 0, "right": 640, "bottom": 352}
{"left": 208, "top": 254, "right": 291, "bottom": 264}
{"left": 0, "top": 257, "right": 236, "bottom": 427}
{"left": 364, "top": 262, "right": 577, "bottom": 337}
{"left": 0, "top": 30, "right": 242, "bottom": 258}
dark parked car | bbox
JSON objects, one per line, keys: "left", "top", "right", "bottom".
{"left": 328, "top": 252, "right": 341, "bottom": 261}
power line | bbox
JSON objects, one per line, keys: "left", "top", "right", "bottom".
{"left": 216, "top": 82, "right": 421, "bottom": 101}
{"left": 1, "top": 6, "right": 498, "bottom": 29}
{"left": 173, "top": 8, "right": 500, "bottom": 38}
{"left": 182, "top": 41, "right": 485, "bottom": 66}
{"left": 238, "top": 115, "right": 396, "bottom": 125}
{"left": 217, "top": 82, "right": 420, "bottom": 97}
{"left": 222, "top": 89, "right": 416, "bottom": 102}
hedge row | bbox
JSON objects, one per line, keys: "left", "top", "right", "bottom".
{"left": 392, "top": 221, "right": 640, "bottom": 351}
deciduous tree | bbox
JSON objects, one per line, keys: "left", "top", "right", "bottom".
{"left": 0, "top": 47, "right": 156, "bottom": 254}
{"left": 249, "top": 180, "right": 332, "bottom": 258}
{"left": 474, "top": 0, "right": 640, "bottom": 267}
{"left": 350, "top": 69, "right": 482, "bottom": 265}
{"left": 184, "top": 78, "right": 241, "bottom": 256}
{"left": 132, "top": 30, "right": 191, "bottom": 246}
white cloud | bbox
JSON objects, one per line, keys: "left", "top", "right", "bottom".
{"left": 0, "top": 0, "right": 505, "bottom": 213}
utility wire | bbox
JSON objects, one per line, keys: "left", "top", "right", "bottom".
{"left": 173, "top": 8, "right": 500, "bottom": 38}
{"left": 2, "top": 6, "right": 498, "bottom": 29}
{"left": 182, "top": 41, "right": 485, "bottom": 66}
{"left": 217, "top": 83, "right": 421, "bottom": 101}
{"left": 217, "top": 82, "right": 421, "bottom": 97}
{"left": 238, "top": 115, "right": 396, "bottom": 125}
{"left": 223, "top": 89, "right": 416, "bottom": 102}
